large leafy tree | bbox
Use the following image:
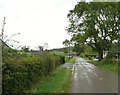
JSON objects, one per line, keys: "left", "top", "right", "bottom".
{"left": 67, "top": 2, "right": 120, "bottom": 60}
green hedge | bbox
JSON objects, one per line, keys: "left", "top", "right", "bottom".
{"left": 2, "top": 52, "right": 65, "bottom": 93}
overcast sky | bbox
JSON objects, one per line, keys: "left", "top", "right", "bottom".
{"left": 0, "top": 0, "right": 82, "bottom": 50}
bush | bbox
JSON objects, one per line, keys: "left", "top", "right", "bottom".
{"left": 102, "top": 58, "right": 118, "bottom": 66}
{"left": 2, "top": 52, "right": 64, "bottom": 93}
{"left": 90, "top": 60, "right": 118, "bottom": 73}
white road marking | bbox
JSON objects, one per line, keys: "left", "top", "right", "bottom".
{"left": 92, "top": 72, "right": 98, "bottom": 76}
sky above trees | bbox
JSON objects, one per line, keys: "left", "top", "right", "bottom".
{"left": 0, "top": 0, "right": 81, "bottom": 49}
{"left": 0, "top": 0, "right": 119, "bottom": 50}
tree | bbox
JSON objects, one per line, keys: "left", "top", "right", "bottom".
{"left": 72, "top": 43, "right": 84, "bottom": 55}
{"left": 63, "top": 39, "right": 70, "bottom": 47}
{"left": 21, "top": 46, "right": 30, "bottom": 52}
{"left": 63, "top": 39, "right": 71, "bottom": 58}
{"left": 67, "top": 2, "right": 120, "bottom": 61}
{"left": 38, "top": 45, "right": 44, "bottom": 52}
{"left": 71, "top": 34, "right": 85, "bottom": 55}
{"left": 44, "top": 42, "right": 49, "bottom": 50}
{"left": 62, "top": 47, "right": 68, "bottom": 54}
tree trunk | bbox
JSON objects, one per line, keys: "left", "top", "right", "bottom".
{"left": 98, "top": 50, "right": 103, "bottom": 61}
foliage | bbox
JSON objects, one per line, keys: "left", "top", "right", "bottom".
{"left": 51, "top": 51, "right": 65, "bottom": 64}
{"left": 90, "top": 60, "right": 118, "bottom": 73}
{"left": 63, "top": 39, "right": 71, "bottom": 58}
{"left": 67, "top": 2, "right": 120, "bottom": 61}
{"left": 2, "top": 50, "right": 65, "bottom": 93}
{"left": 63, "top": 39, "right": 70, "bottom": 47}
{"left": 31, "top": 67, "right": 72, "bottom": 93}
{"left": 67, "top": 58, "right": 76, "bottom": 64}
{"left": 2, "top": 48, "right": 31, "bottom": 62}
{"left": 53, "top": 51, "right": 65, "bottom": 57}
{"left": 72, "top": 43, "right": 84, "bottom": 55}
{"left": 62, "top": 47, "right": 68, "bottom": 53}
{"left": 38, "top": 45, "right": 44, "bottom": 52}
{"left": 21, "top": 46, "right": 30, "bottom": 52}
{"left": 65, "top": 56, "right": 69, "bottom": 63}
{"left": 106, "top": 42, "right": 120, "bottom": 59}
{"left": 84, "top": 45, "right": 96, "bottom": 57}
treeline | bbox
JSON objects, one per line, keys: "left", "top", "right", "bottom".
{"left": 2, "top": 48, "right": 65, "bottom": 93}
{"left": 66, "top": 2, "right": 120, "bottom": 61}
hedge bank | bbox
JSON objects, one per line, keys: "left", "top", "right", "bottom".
{"left": 2, "top": 52, "right": 65, "bottom": 93}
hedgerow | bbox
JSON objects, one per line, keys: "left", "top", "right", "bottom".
{"left": 2, "top": 51, "right": 65, "bottom": 93}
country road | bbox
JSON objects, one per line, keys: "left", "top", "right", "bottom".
{"left": 69, "top": 57, "right": 118, "bottom": 93}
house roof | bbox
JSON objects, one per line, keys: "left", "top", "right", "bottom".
{"left": 31, "top": 50, "right": 42, "bottom": 55}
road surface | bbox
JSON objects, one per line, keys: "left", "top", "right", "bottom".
{"left": 69, "top": 57, "right": 118, "bottom": 93}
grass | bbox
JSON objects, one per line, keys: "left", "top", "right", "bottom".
{"left": 67, "top": 58, "right": 76, "bottom": 63}
{"left": 90, "top": 60, "right": 119, "bottom": 73}
{"left": 53, "top": 51, "right": 65, "bottom": 57}
{"left": 65, "top": 57, "right": 69, "bottom": 63}
{"left": 31, "top": 67, "right": 72, "bottom": 93}
{"left": 65, "top": 57, "right": 76, "bottom": 64}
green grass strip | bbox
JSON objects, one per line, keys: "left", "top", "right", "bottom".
{"left": 31, "top": 67, "right": 72, "bottom": 93}
{"left": 90, "top": 60, "right": 118, "bottom": 73}
{"left": 66, "top": 58, "right": 76, "bottom": 64}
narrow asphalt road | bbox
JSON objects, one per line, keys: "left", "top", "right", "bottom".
{"left": 69, "top": 57, "right": 118, "bottom": 93}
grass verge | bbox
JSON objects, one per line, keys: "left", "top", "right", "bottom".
{"left": 89, "top": 60, "right": 118, "bottom": 73}
{"left": 65, "top": 57, "right": 76, "bottom": 64}
{"left": 31, "top": 67, "right": 72, "bottom": 93}
{"left": 67, "top": 58, "right": 76, "bottom": 63}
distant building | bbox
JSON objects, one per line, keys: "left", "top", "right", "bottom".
{"left": 31, "top": 50, "right": 43, "bottom": 56}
